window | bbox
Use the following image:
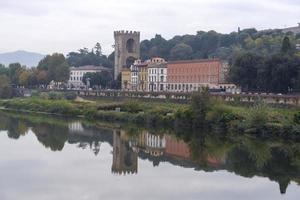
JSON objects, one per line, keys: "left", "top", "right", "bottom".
{"left": 160, "top": 76, "right": 164, "bottom": 82}
{"left": 161, "top": 69, "right": 163, "bottom": 74}
{"left": 160, "top": 84, "right": 163, "bottom": 91}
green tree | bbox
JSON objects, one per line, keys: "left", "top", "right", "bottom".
{"left": 82, "top": 72, "right": 101, "bottom": 88}
{"left": 8, "top": 63, "right": 22, "bottom": 86}
{"left": 263, "top": 54, "right": 299, "bottom": 93}
{"left": 0, "top": 75, "right": 12, "bottom": 98}
{"left": 67, "top": 45, "right": 113, "bottom": 68}
{"left": 170, "top": 43, "right": 193, "bottom": 60}
{"left": 36, "top": 70, "right": 48, "bottom": 86}
{"left": 111, "top": 73, "right": 121, "bottom": 89}
{"left": 191, "top": 88, "right": 211, "bottom": 129}
{"left": 281, "top": 36, "right": 292, "bottom": 54}
{"left": 94, "top": 42, "right": 102, "bottom": 56}
{"left": 0, "top": 64, "right": 9, "bottom": 76}
{"left": 19, "top": 70, "right": 31, "bottom": 87}
{"left": 37, "top": 53, "right": 70, "bottom": 84}
{"left": 82, "top": 71, "right": 113, "bottom": 89}
{"left": 229, "top": 53, "right": 264, "bottom": 91}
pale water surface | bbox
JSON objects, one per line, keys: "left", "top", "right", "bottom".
{"left": 0, "top": 113, "right": 299, "bottom": 200}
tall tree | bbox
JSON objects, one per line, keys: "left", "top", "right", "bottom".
{"left": 94, "top": 43, "right": 102, "bottom": 56}
{"left": 281, "top": 36, "right": 292, "bottom": 54}
{"left": 19, "top": 70, "right": 31, "bottom": 87}
{"left": 37, "top": 53, "right": 70, "bottom": 84}
{"left": 8, "top": 63, "right": 22, "bottom": 86}
{"left": 67, "top": 46, "right": 113, "bottom": 68}
{"left": 0, "top": 63, "right": 9, "bottom": 76}
{"left": 229, "top": 53, "right": 264, "bottom": 91}
{"left": 0, "top": 75, "right": 12, "bottom": 98}
{"left": 263, "top": 54, "right": 299, "bottom": 93}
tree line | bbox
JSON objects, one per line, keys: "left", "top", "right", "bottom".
{"left": 66, "top": 42, "right": 114, "bottom": 68}
{"left": 0, "top": 53, "right": 70, "bottom": 97}
{"left": 140, "top": 28, "right": 300, "bottom": 61}
{"left": 229, "top": 37, "right": 300, "bottom": 93}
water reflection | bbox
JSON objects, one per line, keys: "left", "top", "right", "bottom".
{"left": 0, "top": 112, "right": 300, "bottom": 196}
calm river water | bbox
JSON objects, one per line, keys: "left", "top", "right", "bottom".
{"left": 0, "top": 112, "right": 299, "bottom": 200}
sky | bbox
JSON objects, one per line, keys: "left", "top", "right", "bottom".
{"left": 0, "top": 0, "right": 299, "bottom": 55}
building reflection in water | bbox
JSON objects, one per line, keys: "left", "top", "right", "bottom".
{"left": 68, "top": 122, "right": 84, "bottom": 133}
{"left": 66, "top": 121, "right": 224, "bottom": 175}
{"left": 112, "top": 130, "right": 138, "bottom": 175}
{"left": 0, "top": 113, "right": 297, "bottom": 195}
{"left": 110, "top": 129, "right": 224, "bottom": 174}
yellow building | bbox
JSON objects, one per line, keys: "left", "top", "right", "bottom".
{"left": 121, "top": 68, "right": 131, "bottom": 90}
{"left": 137, "top": 63, "right": 148, "bottom": 91}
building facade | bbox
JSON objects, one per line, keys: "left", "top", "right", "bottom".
{"left": 68, "top": 65, "right": 111, "bottom": 89}
{"left": 167, "top": 59, "right": 234, "bottom": 92}
{"left": 130, "top": 64, "right": 139, "bottom": 90}
{"left": 114, "top": 30, "right": 140, "bottom": 79}
{"left": 136, "top": 60, "right": 148, "bottom": 91}
{"left": 147, "top": 58, "right": 167, "bottom": 92}
{"left": 121, "top": 68, "right": 131, "bottom": 90}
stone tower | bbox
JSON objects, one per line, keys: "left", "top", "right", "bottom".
{"left": 112, "top": 130, "right": 138, "bottom": 175}
{"left": 114, "top": 30, "right": 140, "bottom": 79}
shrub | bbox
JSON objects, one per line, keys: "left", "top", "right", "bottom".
{"left": 39, "top": 92, "right": 49, "bottom": 99}
{"left": 48, "top": 92, "right": 64, "bottom": 100}
{"left": 243, "top": 103, "right": 269, "bottom": 133}
{"left": 294, "top": 112, "right": 300, "bottom": 124}
{"left": 31, "top": 91, "right": 40, "bottom": 97}
{"left": 64, "top": 92, "right": 77, "bottom": 100}
{"left": 122, "top": 101, "right": 143, "bottom": 113}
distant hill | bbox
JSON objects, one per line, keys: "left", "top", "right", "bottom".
{"left": 0, "top": 50, "right": 45, "bottom": 67}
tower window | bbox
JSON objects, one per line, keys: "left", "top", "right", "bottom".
{"left": 126, "top": 38, "right": 135, "bottom": 53}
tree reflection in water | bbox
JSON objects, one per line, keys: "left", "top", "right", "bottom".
{"left": 0, "top": 112, "right": 299, "bottom": 194}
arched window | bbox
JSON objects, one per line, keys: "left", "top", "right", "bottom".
{"left": 126, "top": 38, "right": 135, "bottom": 53}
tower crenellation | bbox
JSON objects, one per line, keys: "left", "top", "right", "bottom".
{"left": 114, "top": 30, "right": 140, "bottom": 37}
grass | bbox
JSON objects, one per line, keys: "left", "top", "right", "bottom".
{"left": 0, "top": 96, "right": 299, "bottom": 140}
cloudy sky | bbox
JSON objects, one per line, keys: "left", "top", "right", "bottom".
{"left": 0, "top": 0, "right": 299, "bottom": 55}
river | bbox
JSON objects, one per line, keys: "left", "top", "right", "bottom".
{"left": 0, "top": 112, "right": 299, "bottom": 200}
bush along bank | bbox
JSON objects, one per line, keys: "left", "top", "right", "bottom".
{"left": 0, "top": 90, "right": 299, "bottom": 141}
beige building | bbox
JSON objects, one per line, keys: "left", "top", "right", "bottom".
{"left": 68, "top": 65, "right": 111, "bottom": 89}
{"left": 121, "top": 68, "right": 131, "bottom": 90}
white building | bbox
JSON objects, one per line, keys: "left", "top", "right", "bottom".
{"left": 68, "top": 65, "right": 111, "bottom": 89}
{"left": 147, "top": 58, "right": 167, "bottom": 92}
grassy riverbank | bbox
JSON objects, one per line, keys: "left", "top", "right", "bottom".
{"left": 0, "top": 91, "right": 299, "bottom": 140}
